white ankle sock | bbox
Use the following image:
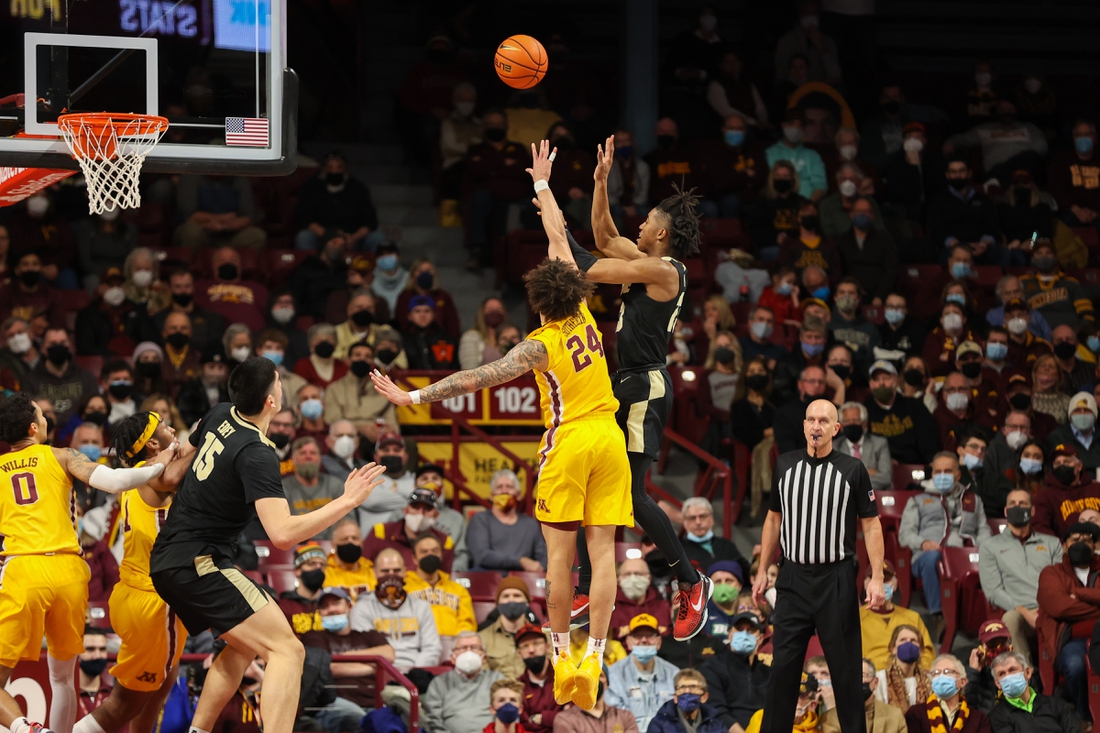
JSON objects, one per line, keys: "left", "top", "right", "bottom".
{"left": 585, "top": 636, "right": 606, "bottom": 664}
{"left": 550, "top": 632, "right": 569, "bottom": 660}
{"left": 9, "top": 717, "right": 33, "bottom": 733}
{"left": 71, "top": 715, "right": 105, "bottom": 733}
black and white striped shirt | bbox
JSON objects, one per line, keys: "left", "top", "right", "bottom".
{"left": 769, "top": 449, "right": 878, "bottom": 564}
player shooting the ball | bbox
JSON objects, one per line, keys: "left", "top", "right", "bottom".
{"left": 372, "top": 140, "right": 632, "bottom": 710}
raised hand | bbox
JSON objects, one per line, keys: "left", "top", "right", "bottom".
{"left": 343, "top": 462, "right": 387, "bottom": 505}
{"left": 370, "top": 369, "right": 413, "bottom": 406}
{"left": 526, "top": 140, "right": 556, "bottom": 184}
{"left": 594, "top": 135, "right": 615, "bottom": 182}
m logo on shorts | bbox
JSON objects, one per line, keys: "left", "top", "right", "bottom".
{"left": 538, "top": 497, "right": 549, "bottom": 514}
{"left": 138, "top": 671, "right": 157, "bottom": 683}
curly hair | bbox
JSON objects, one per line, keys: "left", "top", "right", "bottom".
{"left": 653, "top": 183, "right": 702, "bottom": 259}
{"left": 524, "top": 258, "right": 594, "bottom": 322}
{"left": 0, "top": 392, "right": 37, "bottom": 445}
{"left": 110, "top": 411, "right": 158, "bottom": 467}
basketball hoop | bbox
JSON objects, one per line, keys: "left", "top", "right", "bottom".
{"left": 57, "top": 112, "right": 169, "bottom": 214}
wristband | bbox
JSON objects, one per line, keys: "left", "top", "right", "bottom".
{"left": 409, "top": 389, "right": 422, "bottom": 405}
{"left": 533, "top": 180, "right": 550, "bottom": 193}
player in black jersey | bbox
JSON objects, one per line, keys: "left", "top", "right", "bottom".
{"left": 535, "top": 136, "right": 713, "bottom": 640}
{"left": 149, "top": 358, "right": 384, "bottom": 733}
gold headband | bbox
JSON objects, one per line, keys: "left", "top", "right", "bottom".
{"left": 129, "top": 412, "right": 161, "bottom": 459}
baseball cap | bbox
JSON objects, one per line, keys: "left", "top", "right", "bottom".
{"left": 902, "top": 121, "right": 925, "bottom": 135}
{"left": 408, "top": 294, "right": 434, "bottom": 312}
{"left": 201, "top": 344, "right": 226, "bottom": 365}
{"left": 349, "top": 256, "right": 374, "bottom": 274}
{"left": 294, "top": 542, "right": 326, "bottom": 568}
{"left": 977, "top": 619, "right": 1011, "bottom": 644}
{"left": 416, "top": 463, "right": 445, "bottom": 480}
{"left": 864, "top": 559, "right": 896, "bottom": 579}
{"left": 801, "top": 297, "right": 832, "bottom": 318}
{"left": 102, "top": 266, "right": 124, "bottom": 285}
{"left": 730, "top": 611, "right": 765, "bottom": 631}
{"left": 1069, "top": 392, "right": 1098, "bottom": 418}
{"left": 377, "top": 431, "right": 405, "bottom": 450}
{"left": 1052, "top": 443, "right": 1079, "bottom": 460}
{"left": 1006, "top": 373, "right": 1029, "bottom": 388}
{"left": 706, "top": 560, "right": 743, "bottom": 584}
{"left": 869, "top": 359, "right": 897, "bottom": 377}
{"left": 319, "top": 587, "right": 351, "bottom": 602}
{"left": 628, "top": 614, "right": 660, "bottom": 634}
{"left": 1003, "top": 298, "right": 1029, "bottom": 314}
{"left": 407, "top": 488, "right": 437, "bottom": 508}
{"left": 514, "top": 624, "right": 546, "bottom": 645}
{"left": 1065, "top": 522, "right": 1100, "bottom": 542}
{"left": 956, "top": 341, "right": 982, "bottom": 359}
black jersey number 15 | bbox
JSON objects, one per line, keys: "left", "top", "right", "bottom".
{"left": 194, "top": 432, "right": 225, "bottom": 480}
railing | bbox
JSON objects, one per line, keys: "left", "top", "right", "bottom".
{"left": 649, "top": 428, "right": 735, "bottom": 537}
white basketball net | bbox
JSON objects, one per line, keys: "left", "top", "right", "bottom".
{"left": 57, "top": 115, "right": 167, "bottom": 214}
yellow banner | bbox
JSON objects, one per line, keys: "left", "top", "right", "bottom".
{"left": 418, "top": 440, "right": 541, "bottom": 501}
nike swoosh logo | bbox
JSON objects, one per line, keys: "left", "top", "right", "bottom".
{"left": 691, "top": 593, "right": 705, "bottom": 613}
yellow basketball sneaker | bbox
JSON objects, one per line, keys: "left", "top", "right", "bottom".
{"left": 552, "top": 652, "right": 577, "bottom": 705}
{"left": 571, "top": 653, "right": 602, "bottom": 710}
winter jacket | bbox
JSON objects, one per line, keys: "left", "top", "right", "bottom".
{"left": 1031, "top": 473, "right": 1100, "bottom": 538}
{"left": 978, "top": 528, "right": 1062, "bottom": 612}
{"left": 422, "top": 669, "right": 504, "bottom": 733}
{"left": 1036, "top": 554, "right": 1100, "bottom": 659}
{"left": 646, "top": 699, "right": 728, "bottom": 733}
{"left": 899, "top": 486, "right": 991, "bottom": 563}
{"left": 987, "top": 692, "right": 1080, "bottom": 733}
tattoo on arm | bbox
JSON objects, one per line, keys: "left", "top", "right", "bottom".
{"left": 62, "top": 448, "right": 98, "bottom": 483}
{"left": 419, "top": 340, "right": 548, "bottom": 403}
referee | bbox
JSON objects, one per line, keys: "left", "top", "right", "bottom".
{"left": 752, "top": 398, "right": 886, "bottom": 733}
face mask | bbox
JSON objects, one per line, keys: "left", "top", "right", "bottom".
{"left": 521, "top": 655, "right": 546, "bottom": 676}
{"left": 724, "top": 130, "right": 745, "bottom": 147}
{"left": 498, "top": 601, "right": 529, "bottom": 621}
{"left": 84, "top": 410, "right": 108, "bottom": 426}
{"left": 862, "top": 682, "right": 875, "bottom": 701}
{"left": 1069, "top": 542, "right": 1094, "bottom": 567}
{"left": 1004, "top": 431, "right": 1028, "bottom": 451}
{"left": 831, "top": 364, "right": 851, "bottom": 381}
{"left": 46, "top": 344, "right": 71, "bottom": 366}
{"left": 619, "top": 574, "right": 650, "bottom": 601}
{"left": 404, "top": 513, "right": 432, "bottom": 534}
{"left": 7, "top": 332, "right": 31, "bottom": 354}
{"left": 415, "top": 271, "right": 434, "bottom": 291}
{"left": 962, "top": 452, "right": 982, "bottom": 470}
{"left": 380, "top": 455, "right": 404, "bottom": 474}
{"left": 896, "top": 641, "right": 921, "bottom": 664}
{"left": 986, "top": 342, "right": 1008, "bottom": 361}
{"left": 324, "top": 171, "right": 346, "bottom": 188}
{"left": 900, "top": 368, "right": 923, "bottom": 387}
{"left": 108, "top": 380, "right": 133, "bottom": 401}
{"left": 750, "top": 322, "right": 772, "bottom": 340}
{"left": 712, "top": 583, "right": 739, "bottom": 604}
{"left": 872, "top": 386, "right": 896, "bottom": 403}
{"left": 932, "top": 675, "right": 958, "bottom": 699}
{"left": 272, "top": 306, "right": 295, "bottom": 325}
{"left": 454, "top": 650, "right": 483, "bottom": 676}
{"left": 1006, "top": 317, "right": 1028, "bottom": 336}
{"left": 998, "top": 671, "right": 1028, "bottom": 699}
{"left": 948, "top": 178, "right": 969, "bottom": 191}
{"left": 136, "top": 361, "right": 161, "bottom": 380}
{"left": 262, "top": 350, "right": 284, "bottom": 367}
{"left": 131, "top": 270, "right": 153, "bottom": 288}
{"left": 730, "top": 630, "right": 758, "bottom": 655}
{"left": 1089, "top": 336, "right": 1100, "bottom": 353}
{"left": 834, "top": 144, "right": 857, "bottom": 163}
{"left": 166, "top": 332, "right": 191, "bottom": 350}
{"left": 714, "top": 347, "right": 736, "bottom": 365}
{"left": 217, "top": 264, "right": 239, "bottom": 281}
{"left": 101, "top": 286, "right": 127, "bottom": 308}
{"left": 300, "top": 568, "right": 326, "bottom": 592}
{"left": 931, "top": 473, "right": 955, "bottom": 494}
{"left": 1006, "top": 394, "right": 1031, "bottom": 413}
{"left": 632, "top": 645, "right": 657, "bottom": 663}
{"left": 300, "top": 399, "right": 324, "bottom": 421}
{"left": 485, "top": 128, "right": 507, "bottom": 143}
{"left": 836, "top": 296, "right": 859, "bottom": 314}
{"left": 19, "top": 270, "right": 41, "bottom": 288}
{"left": 802, "top": 341, "right": 824, "bottom": 357}
{"left": 454, "top": 101, "right": 475, "bottom": 117}
{"left": 946, "top": 392, "right": 968, "bottom": 412}
{"left": 270, "top": 432, "right": 291, "bottom": 450}
{"left": 883, "top": 582, "right": 896, "bottom": 603}
{"left": 78, "top": 444, "right": 102, "bottom": 462}
{"left": 1053, "top": 342, "right": 1077, "bottom": 361}
{"left": 943, "top": 313, "right": 963, "bottom": 332}
{"left": 1032, "top": 255, "right": 1056, "bottom": 274}
{"left": 349, "top": 309, "right": 373, "bottom": 329}
{"left": 314, "top": 342, "right": 336, "bottom": 359}
{"left": 1077, "top": 137, "right": 1094, "bottom": 155}
{"left": 1054, "top": 464, "right": 1077, "bottom": 487}
{"left": 376, "top": 576, "right": 407, "bottom": 609}
{"left": 1019, "top": 457, "right": 1042, "bottom": 475}
{"left": 343, "top": 360, "right": 369, "bottom": 379}
{"left": 838, "top": 179, "right": 857, "bottom": 198}
{"left": 783, "top": 126, "right": 803, "bottom": 145}
{"left": 903, "top": 137, "right": 924, "bottom": 153}
{"left": 297, "top": 462, "right": 320, "bottom": 481}
{"left": 377, "top": 348, "right": 399, "bottom": 365}
{"left": 493, "top": 493, "right": 517, "bottom": 512}
{"left": 852, "top": 213, "right": 873, "bottom": 231}
{"left": 950, "top": 262, "right": 972, "bottom": 281}
{"left": 80, "top": 659, "right": 109, "bottom": 677}
{"left": 801, "top": 214, "right": 820, "bottom": 232}
{"left": 960, "top": 362, "right": 981, "bottom": 379}
{"left": 1072, "top": 413, "right": 1096, "bottom": 432}
{"left": 687, "top": 529, "right": 714, "bottom": 543}
{"left": 1005, "top": 505, "right": 1031, "bottom": 527}
{"left": 322, "top": 614, "right": 348, "bottom": 632}
{"left": 881, "top": 308, "right": 904, "bottom": 326}
{"left": 418, "top": 554, "right": 443, "bottom": 574}
{"left": 745, "top": 374, "right": 769, "bottom": 392}
{"left": 336, "top": 543, "right": 362, "bottom": 564}
{"left": 377, "top": 254, "right": 398, "bottom": 272}
{"left": 495, "top": 702, "right": 520, "bottom": 725}
{"left": 811, "top": 286, "right": 830, "bottom": 301}
{"left": 772, "top": 179, "right": 793, "bottom": 194}
{"left": 843, "top": 424, "right": 863, "bottom": 444}
{"left": 230, "top": 346, "right": 251, "bottom": 364}
{"left": 676, "top": 693, "right": 702, "bottom": 714}
{"left": 776, "top": 282, "right": 793, "bottom": 296}
{"left": 332, "top": 435, "right": 356, "bottom": 460}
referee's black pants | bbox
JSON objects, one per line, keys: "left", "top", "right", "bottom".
{"left": 761, "top": 560, "right": 866, "bottom": 733}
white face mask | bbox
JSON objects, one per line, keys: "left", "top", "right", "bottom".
{"left": 7, "top": 332, "right": 31, "bottom": 354}
{"left": 230, "top": 346, "right": 251, "bottom": 363}
{"left": 26, "top": 196, "right": 48, "bottom": 217}
{"left": 454, "top": 650, "right": 483, "bottom": 676}
{"left": 1007, "top": 317, "right": 1028, "bottom": 336}
{"left": 272, "top": 306, "right": 295, "bottom": 325}
{"left": 619, "top": 575, "right": 650, "bottom": 602}
{"left": 903, "top": 137, "right": 924, "bottom": 154}
{"left": 838, "top": 179, "right": 858, "bottom": 197}
{"left": 943, "top": 313, "right": 963, "bottom": 332}
{"left": 838, "top": 145, "right": 858, "bottom": 162}
{"left": 1005, "top": 430, "right": 1029, "bottom": 450}
{"left": 455, "top": 101, "right": 475, "bottom": 117}
{"left": 131, "top": 270, "right": 154, "bottom": 288}
{"left": 405, "top": 513, "right": 433, "bottom": 534}
{"left": 103, "top": 287, "right": 126, "bottom": 307}
{"left": 333, "top": 435, "right": 357, "bottom": 460}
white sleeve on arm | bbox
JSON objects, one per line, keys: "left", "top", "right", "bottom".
{"left": 88, "top": 463, "right": 165, "bottom": 494}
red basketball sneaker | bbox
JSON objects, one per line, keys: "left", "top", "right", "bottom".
{"left": 672, "top": 575, "right": 713, "bottom": 641}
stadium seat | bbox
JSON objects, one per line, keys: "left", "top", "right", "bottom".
{"left": 268, "top": 570, "right": 298, "bottom": 595}
{"left": 615, "top": 543, "right": 643, "bottom": 562}
{"left": 87, "top": 601, "right": 111, "bottom": 629}
{"left": 1037, "top": 624, "right": 1057, "bottom": 694}
{"left": 973, "top": 265, "right": 1003, "bottom": 292}
{"left": 875, "top": 490, "right": 914, "bottom": 607}
{"left": 938, "top": 546, "right": 997, "bottom": 653}
{"left": 862, "top": 306, "right": 883, "bottom": 325}
{"left": 75, "top": 355, "right": 104, "bottom": 377}
{"left": 241, "top": 569, "right": 266, "bottom": 586}
{"left": 255, "top": 541, "right": 295, "bottom": 565}
{"left": 451, "top": 571, "right": 502, "bottom": 603}
{"left": 155, "top": 247, "right": 196, "bottom": 272}
{"left": 509, "top": 572, "right": 547, "bottom": 600}
{"left": 1087, "top": 642, "right": 1100, "bottom": 722}
{"left": 987, "top": 518, "right": 1008, "bottom": 535}
{"left": 892, "top": 464, "right": 926, "bottom": 490}
{"left": 265, "top": 249, "right": 311, "bottom": 289}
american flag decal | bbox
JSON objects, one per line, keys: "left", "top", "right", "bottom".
{"left": 225, "top": 117, "right": 269, "bottom": 147}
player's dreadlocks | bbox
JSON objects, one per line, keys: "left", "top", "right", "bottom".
{"left": 110, "top": 411, "right": 158, "bottom": 467}
{"left": 654, "top": 183, "right": 702, "bottom": 260}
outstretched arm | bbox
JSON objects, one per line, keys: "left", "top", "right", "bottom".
{"left": 56, "top": 447, "right": 170, "bottom": 494}
{"left": 592, "top": 135, "right": 645, "bottom": 262}
{"left": 371, "top": 339, "right": 549, "bottom": 405}
{"left": 526, "top": 140, "right": 575, "bottom": 267}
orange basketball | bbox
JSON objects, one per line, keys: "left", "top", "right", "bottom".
{"left": 494, "top": 35, "right": 548, "bottom": 89}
